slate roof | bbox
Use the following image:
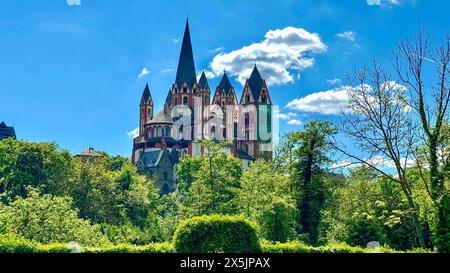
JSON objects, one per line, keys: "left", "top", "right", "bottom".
{"left": 0, "top": 122, "right": 16, "bottom": 140}
{"left": 76, "top": 147, "right": 103, "bottom": 157}
{"left": 198, "top": 71, "right": 209, "bottom": 89}
{"left": 175, "top": 18, "right": 197, "bottom": 89}
{"left": 248, "top": 65, "right": 264, "bottom": 99}
{"left": 138, "top": 150, "right": 163, "bottom": 167}
{"left": 216, "top": 72, "right": 233, "bottom": 95}
{"left": 148, "top": 106, "right": 173, "bottom": 124}
{"left": 138, "top": 148, "right": 180, "bottom": 168}
{"left": 140, "top": 83, "right": 153, "bottom": 105}
{"left": 237, "top": 149, "right": 255, "bottom": 161}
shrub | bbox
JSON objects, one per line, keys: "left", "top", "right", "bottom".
{"left": 83, "top": 242, "right": 174, "bottom": 253}
{"left": 0, "top": 190, "right": 109, "bottom": 246}
{"left": 261, "top": 241, "right": 434, "bottom": 253}
{"left": 0, "top": 234, "right": 174, "bottom": 253}
{"left": 173, "top": 214, "right": 261, "bottom": 253}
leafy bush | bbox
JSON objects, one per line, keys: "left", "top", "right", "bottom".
{"left": 261, "top": 241, "right": 434, "bottom": 253}
{"left": 0, "top": 190, "right": 109, "bottom": 246}
{"left": 83, "top": 242, "right": 174, "bottom": 253}
{"left": 0, "top": 233, "right": 173, "bottom": 253}
{"left": 173, "top": 214, "right": 261, "bottom": 253}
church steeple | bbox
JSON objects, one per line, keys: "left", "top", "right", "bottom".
{"left": 139, "top": 83, "right": 153, "bottom": 137}
{"left": 175, "top": 18, "right": 197, "bottom": 88}
{"left": 140, "top": 83, "right": 153, "bottom": 105}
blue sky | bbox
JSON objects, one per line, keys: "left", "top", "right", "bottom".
{"left": 1, "top": 0, "right": 449, "bottom": 157}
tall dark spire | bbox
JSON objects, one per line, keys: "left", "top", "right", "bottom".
{"left": 175, "top": 18, "right": 197, "bottom": 88}
{"left": 140, "top": 83, "right": 153, "bottom": 105}
{"left": 217, "top": 72, "right": 233, "bottom": 95}
{"left": 198, "top": 71, "right": 209, "bottom": 89}
{"left": 248, "top": 65, "right": 264, "bottom": 98}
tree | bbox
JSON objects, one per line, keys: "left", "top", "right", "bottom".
{"left": 335, "top": 60, "right": 426, "bottom": 248}
{"left": 0, "top": 139, "right": 75, "bottom": 200}
{"left": 394, "top": 27, "right": 450, "bottom": 252}
{"left": 0, "top": 189, "right": 108, "bottom": 246}
{"left": 181, "top": 140, "right": 243, "bottom": 216}
{"left": 237, "top": 160, "right": 297, "bottom": 242}
{"left": 279, "top": 120, "right": 337, "bottom": 244}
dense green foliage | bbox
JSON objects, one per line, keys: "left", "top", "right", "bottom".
{"left": 173, "top": 215, "right": 261, "bottom": 253}
{"left": 0, "top": 190, "right": 108, "bottom": 246}
{"left": 0, "top": 120, "right": 447, "bottom": 252}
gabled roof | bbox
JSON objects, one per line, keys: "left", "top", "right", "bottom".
{"left": 237, "top": 149, "right": 255, "bottom": 161}
{"left": 175, "top": 18, "right": 197, "bottom": 89}
{"left": 0, "top": 121, "right": 16, "bottom": 139}
{"left": 138, "top": 150, "right": 163, "bottom": 167}
{"left": 198, "top": 71, "right": 209, "bottom": 89}
{"left": 216, "top": 72, "right": 233, "bottom": 95}
{"left": 140, "top": 83, "right": 153, "bottom": 105}
{"left": 248, "top": 65, "right": 264, "bottom": 99}
{"left": 147, "top": 106, "right": 173, "bottom": 124}
{"left": 138, "top": 148, "right": 179, "bottom": 168}
{"left": 76, "top": 147, "right": 103, "bottom": 157}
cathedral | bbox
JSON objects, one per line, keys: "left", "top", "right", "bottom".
{"left": 132, "top": 19, "right": 273, "bottom": 194}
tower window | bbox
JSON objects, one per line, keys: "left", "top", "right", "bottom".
{"left": 211, "top": 126, "right": 216, "bottom": 139}
{"left": 174, "top": 97, "right": 178, "bottom": 105}
{"left": 183, "top": 96, "right": 188, "bottom": 106}
{"left": 246, "top": 94, "right": 250, "bottom": 103}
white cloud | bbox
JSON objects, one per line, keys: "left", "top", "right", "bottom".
{"left": 210, "top": 47, "right": 225, "bottom": 54}
{"left": 336, "top": 31, "right": 356, "bottom": 42}
{"left": 326, "top": 78, "right": 342, "bottom": 85}
{"left": 366, "top": 0, "right": 409, "bottom": 6}
{"left": 197, "top": 70, "right": 216, "bottom": 80}
{"left": 286, "top": 81, "right": 408, "bottom": 115}
{"left": 172, "top": 38, "right": 180, "bottom": 44}
{"left": 209, "top": 26, "right": 327, "bottom": 85}
{"left": 161, "top": 68, "right": 174, "bottom": 73}
{"left": 287, "top": 119, "right": 303, "bottom": 125}
{"left": 138, "top": 67, "right": 149, "bottom": 79}
{"left": 286, "top": 86, "right": 351, "bottom": 115}
{"left": 66, "top": 0, "right": 81, "bottom": 5}
{"left": 274, "top": 109, "right": 297, "bottom": 120}
{"left": 127, "top": 128, "right": 139, "bottom": 138}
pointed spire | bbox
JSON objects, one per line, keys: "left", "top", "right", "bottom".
{"left": 248, "top": 65, "right": 264, "bottom": 98}
{"left": 175, "top": 18, "right": 197, "bottom": 88}
{"left": 140, "top": 83, "right": 153, "bottom": 105}
{"left": 198, "top": 71, "right": 209, "bottom": 89}
{"left": 217, "top": 72, "right": 233, "bottom": 95}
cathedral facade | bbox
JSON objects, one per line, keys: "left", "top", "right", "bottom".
{"left": 132, "top": 19, "right": 273, "bottom": 193}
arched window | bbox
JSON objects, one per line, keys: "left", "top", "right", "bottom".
{"left": 183, "top": 96, "right": 188, "bottom": 106}
{"left": 161, "top": 183, "right": 169, "bottom": 194}
{"left": 205, "top": 96, "right": 209, "bottom": 105}
{"left": 157, "top": 127, "right": 162, "bottom": 137}
{"left": 246, "top": 94, "right": 250, "bottom": 103}
{"left": 179, "top": 125, "right": 184, "bottom": 139}
{"left": 261, "top": 93, "right": 267, "bottom": 103}
{"left": 183, "top": 86, "right": 188, "bottom": 93}
{"left": 164, "top": 127, "right": 170, "bottom": 136}
{"left": 211, "top": 126, "right": 216, "bottom": 139}
{"left": 174, "top": 97, "right": 178, "bottom": 106}
{"left": 223, "top": 128, "right": 226, "bottom": 138}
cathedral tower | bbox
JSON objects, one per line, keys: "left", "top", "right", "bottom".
{"left": 238, "top": 65, "right": 272, "bottom": 160}
{"left": 139, "top": 83, "right": 153, "bottom": 136}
